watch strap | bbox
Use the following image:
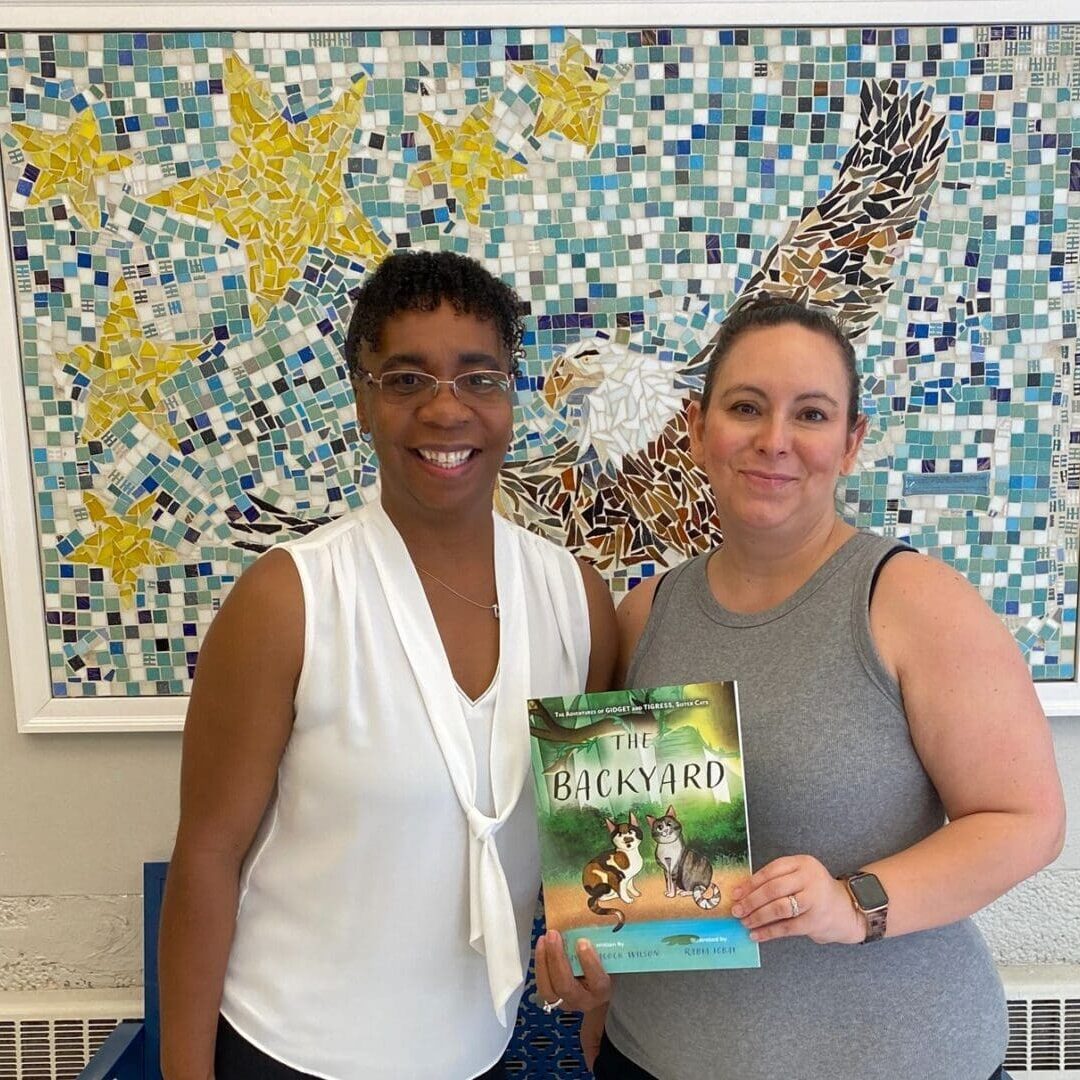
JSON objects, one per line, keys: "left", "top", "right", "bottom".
{"left": 862, "top": 905, "right": 887, "bottom": 942}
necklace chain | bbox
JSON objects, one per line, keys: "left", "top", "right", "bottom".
{"left": 417, "top": 566, "right": 499, "bottom": 620}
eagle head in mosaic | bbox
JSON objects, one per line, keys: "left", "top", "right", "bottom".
{"left": 541, "top": 337, "right": 687, "bottom": 470}
{"left": 498, "top": 330, "right": 722, "bottom": 570}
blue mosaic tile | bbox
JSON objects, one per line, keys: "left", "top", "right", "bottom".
{"left": 0, "top": 24, "right": 1077, "bottom": 694}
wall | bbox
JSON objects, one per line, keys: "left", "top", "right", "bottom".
{"left": 976, "top": 717, "right": 1080, "bottom": 963}
{"left": 973, "top": 716, "right": 1080, "bottom": 964}
{"left": 0, "top": 565, "right": 181, "bottom": 990}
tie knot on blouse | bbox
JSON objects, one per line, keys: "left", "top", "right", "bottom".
{"left": 467, "top": 806, "right": 501, "bottom": 843}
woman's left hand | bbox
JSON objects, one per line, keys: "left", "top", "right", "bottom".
{"left": 730, "top": 855, "right": 867, "bottom": 945}
{"left": 534, "top": 930, "right": 612, "bottom": 1013}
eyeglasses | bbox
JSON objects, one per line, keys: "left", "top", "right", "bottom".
{"left": 359, "top": 369, "right": 513, "bottom": 406}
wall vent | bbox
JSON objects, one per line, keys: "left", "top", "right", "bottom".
{"left": 1000, "top": 966, "right": 1080, "bottom": 1079}
{"left": 0, "top": 991, "right": 141, "bottom": 1080}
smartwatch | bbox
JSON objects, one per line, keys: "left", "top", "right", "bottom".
{"left": 839, "top": 871, "right": 888, "bottom": 943}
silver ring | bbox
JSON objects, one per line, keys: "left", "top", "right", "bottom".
{"left": 788, "top": 894, "right": 800, "bottom": 918}
{"left": 541, "top": 996, "right": 564, "bottom": 1014}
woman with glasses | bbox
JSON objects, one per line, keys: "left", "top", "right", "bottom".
{"left": 159, "top": 250, "right": 617, "bottom": 1080}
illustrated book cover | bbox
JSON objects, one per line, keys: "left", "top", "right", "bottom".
{"left": 528, "top": 681, "right": 759, "bottom": 975}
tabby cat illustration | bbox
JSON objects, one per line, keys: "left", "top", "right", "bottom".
{"left": 647, "top": 805, "right": 720, "bottom": 909}
{"left": 581, "top": 813, "right": 644, "bottom": 932}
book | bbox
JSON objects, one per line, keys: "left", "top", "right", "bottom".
{"left": 528, "top": 681, "right": 759, "bottom": 975}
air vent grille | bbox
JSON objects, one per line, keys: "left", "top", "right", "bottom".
{"left": 0, "top": 1014, "right": 132, "bottom": 1080}
{"left": 0, "top": 1021, "right": 14, "bottom": 1080}
{"left": 1004, "top": 995, "right": 1080, "bottom": 1076}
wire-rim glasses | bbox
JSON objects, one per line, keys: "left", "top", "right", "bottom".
{"left": 360, "top": 369, "right": 513, "bottom": 406}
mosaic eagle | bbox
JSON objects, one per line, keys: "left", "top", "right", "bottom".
{"left": 496, "top": 79, "right": 949, "bottom": 571}
{"left": 229, "top": 80, "right": 948, "bottom": 569}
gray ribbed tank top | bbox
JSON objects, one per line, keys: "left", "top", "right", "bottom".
{"left": 606, "top": 531, "right": 1006, "bottom": 1080}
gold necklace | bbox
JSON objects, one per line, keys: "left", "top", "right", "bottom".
{"left": 418, "top": 566, "right": 499, "bottom": 620}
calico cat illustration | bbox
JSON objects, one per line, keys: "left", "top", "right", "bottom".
{"left": 647, "top": 805, "right": 721, "bottom": 909}
{"left": 581, "top": 813, "right": 644, "bottom": 932}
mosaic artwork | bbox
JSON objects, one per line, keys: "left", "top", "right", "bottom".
{"left": 1, "top": 23, "right": 1078, "bottom": 704}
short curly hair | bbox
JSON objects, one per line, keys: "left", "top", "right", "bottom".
{"left": 701, "top": 293, "right": 861, "bottom": 429}
{"left": 342, "top": 250, "right": 526, "bottom": 378}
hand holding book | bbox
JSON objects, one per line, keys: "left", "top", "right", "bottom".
{"left": 730, "top": 854, "right": 868, "bottom": 945}
{"left": 534, "top": 928, "right": 612, "bottom": 1013}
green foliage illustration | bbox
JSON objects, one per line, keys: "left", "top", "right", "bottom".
{"left": 538, "top": 794, "right": 748, "bottom": 884}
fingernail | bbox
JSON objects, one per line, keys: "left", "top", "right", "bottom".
{"left": 731, "top": 904, "right": 744, "bottom": 917}
{"left": 576, "top": 938, "right": 590, "bottom": 953}
{"left": 750, "top": 931, "right": 761, "bottom": 942}
{"left": 550, "top": 930, "right": 562, "bottom": 947}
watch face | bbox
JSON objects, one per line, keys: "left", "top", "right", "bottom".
{"left": 849, "top": 873, "right": 888, "bottom": 911}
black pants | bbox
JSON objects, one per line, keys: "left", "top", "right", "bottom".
{"left": 593, "top": 1031, "right": 1012, "bottom": 1080}
{"left": 214, "top": 1015, "right": 508, "bottom": 1079}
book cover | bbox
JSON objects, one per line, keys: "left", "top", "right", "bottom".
{"left": 528, "top": 681, "right": 759, "bottom": 975}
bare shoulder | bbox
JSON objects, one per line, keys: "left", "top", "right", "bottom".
{"left": 177, "top": 547, "right": 305, "bottom": 857}
{"left": 615, "top": 574, "right": 663, "bottom": 686}
{"left": 870, "top": 545, "right": 1036, "bottom": 708}
{"left": 870, "top": 547, "right": 1062, "bottom": 850}
{"left": 190, "top": 549, "right": 304, "bottom": 684}
{"left": 576, "top": 557, "right": 617, "bottom": 692}
{"left": 617, "top": 573, "right": 662, "bottom": 630}
{"left": 219, "top": 546, "right": 304, "bottom": 624}
{"left": 872, "top": 545, "right": 968, "bottom": 596}
{"left": 190, "top": 546, "right": 305, "bottom": 717}
{"left": 870, "top": 547, "right": 1004, "bottom": 648}
{"left": 576, "top": 556, "right": 613, "bottom": 610}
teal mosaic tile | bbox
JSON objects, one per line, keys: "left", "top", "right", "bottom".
{"left": 0, "top": 24, "right": 1077, "bottom": 694}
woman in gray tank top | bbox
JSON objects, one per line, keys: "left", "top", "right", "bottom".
{"left": 533, "top": 294, "right": 1065, "bottom": 1080}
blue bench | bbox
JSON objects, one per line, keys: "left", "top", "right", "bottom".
{"left": 80, "top": 863, "right": 166, "bottom": 1079}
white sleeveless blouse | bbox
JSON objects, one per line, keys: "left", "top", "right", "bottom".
{"left": 220, "top": 499, "right": 591, "bottom": 1079}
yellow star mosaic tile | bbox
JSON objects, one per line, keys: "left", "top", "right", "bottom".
{"left": 410, "top": 97, "right": 529, "bottom": 224}
{"left": 10, "top": 107, "right": 132, "bottom": 228}
{"left": 56, "top": 277, "right": 206, "bottom": 446}
{"left": 64, "top": 492, "right": 179, "bottom": 606}
{"left": 145, "top": 55, "right": 387, "bottom": 326}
